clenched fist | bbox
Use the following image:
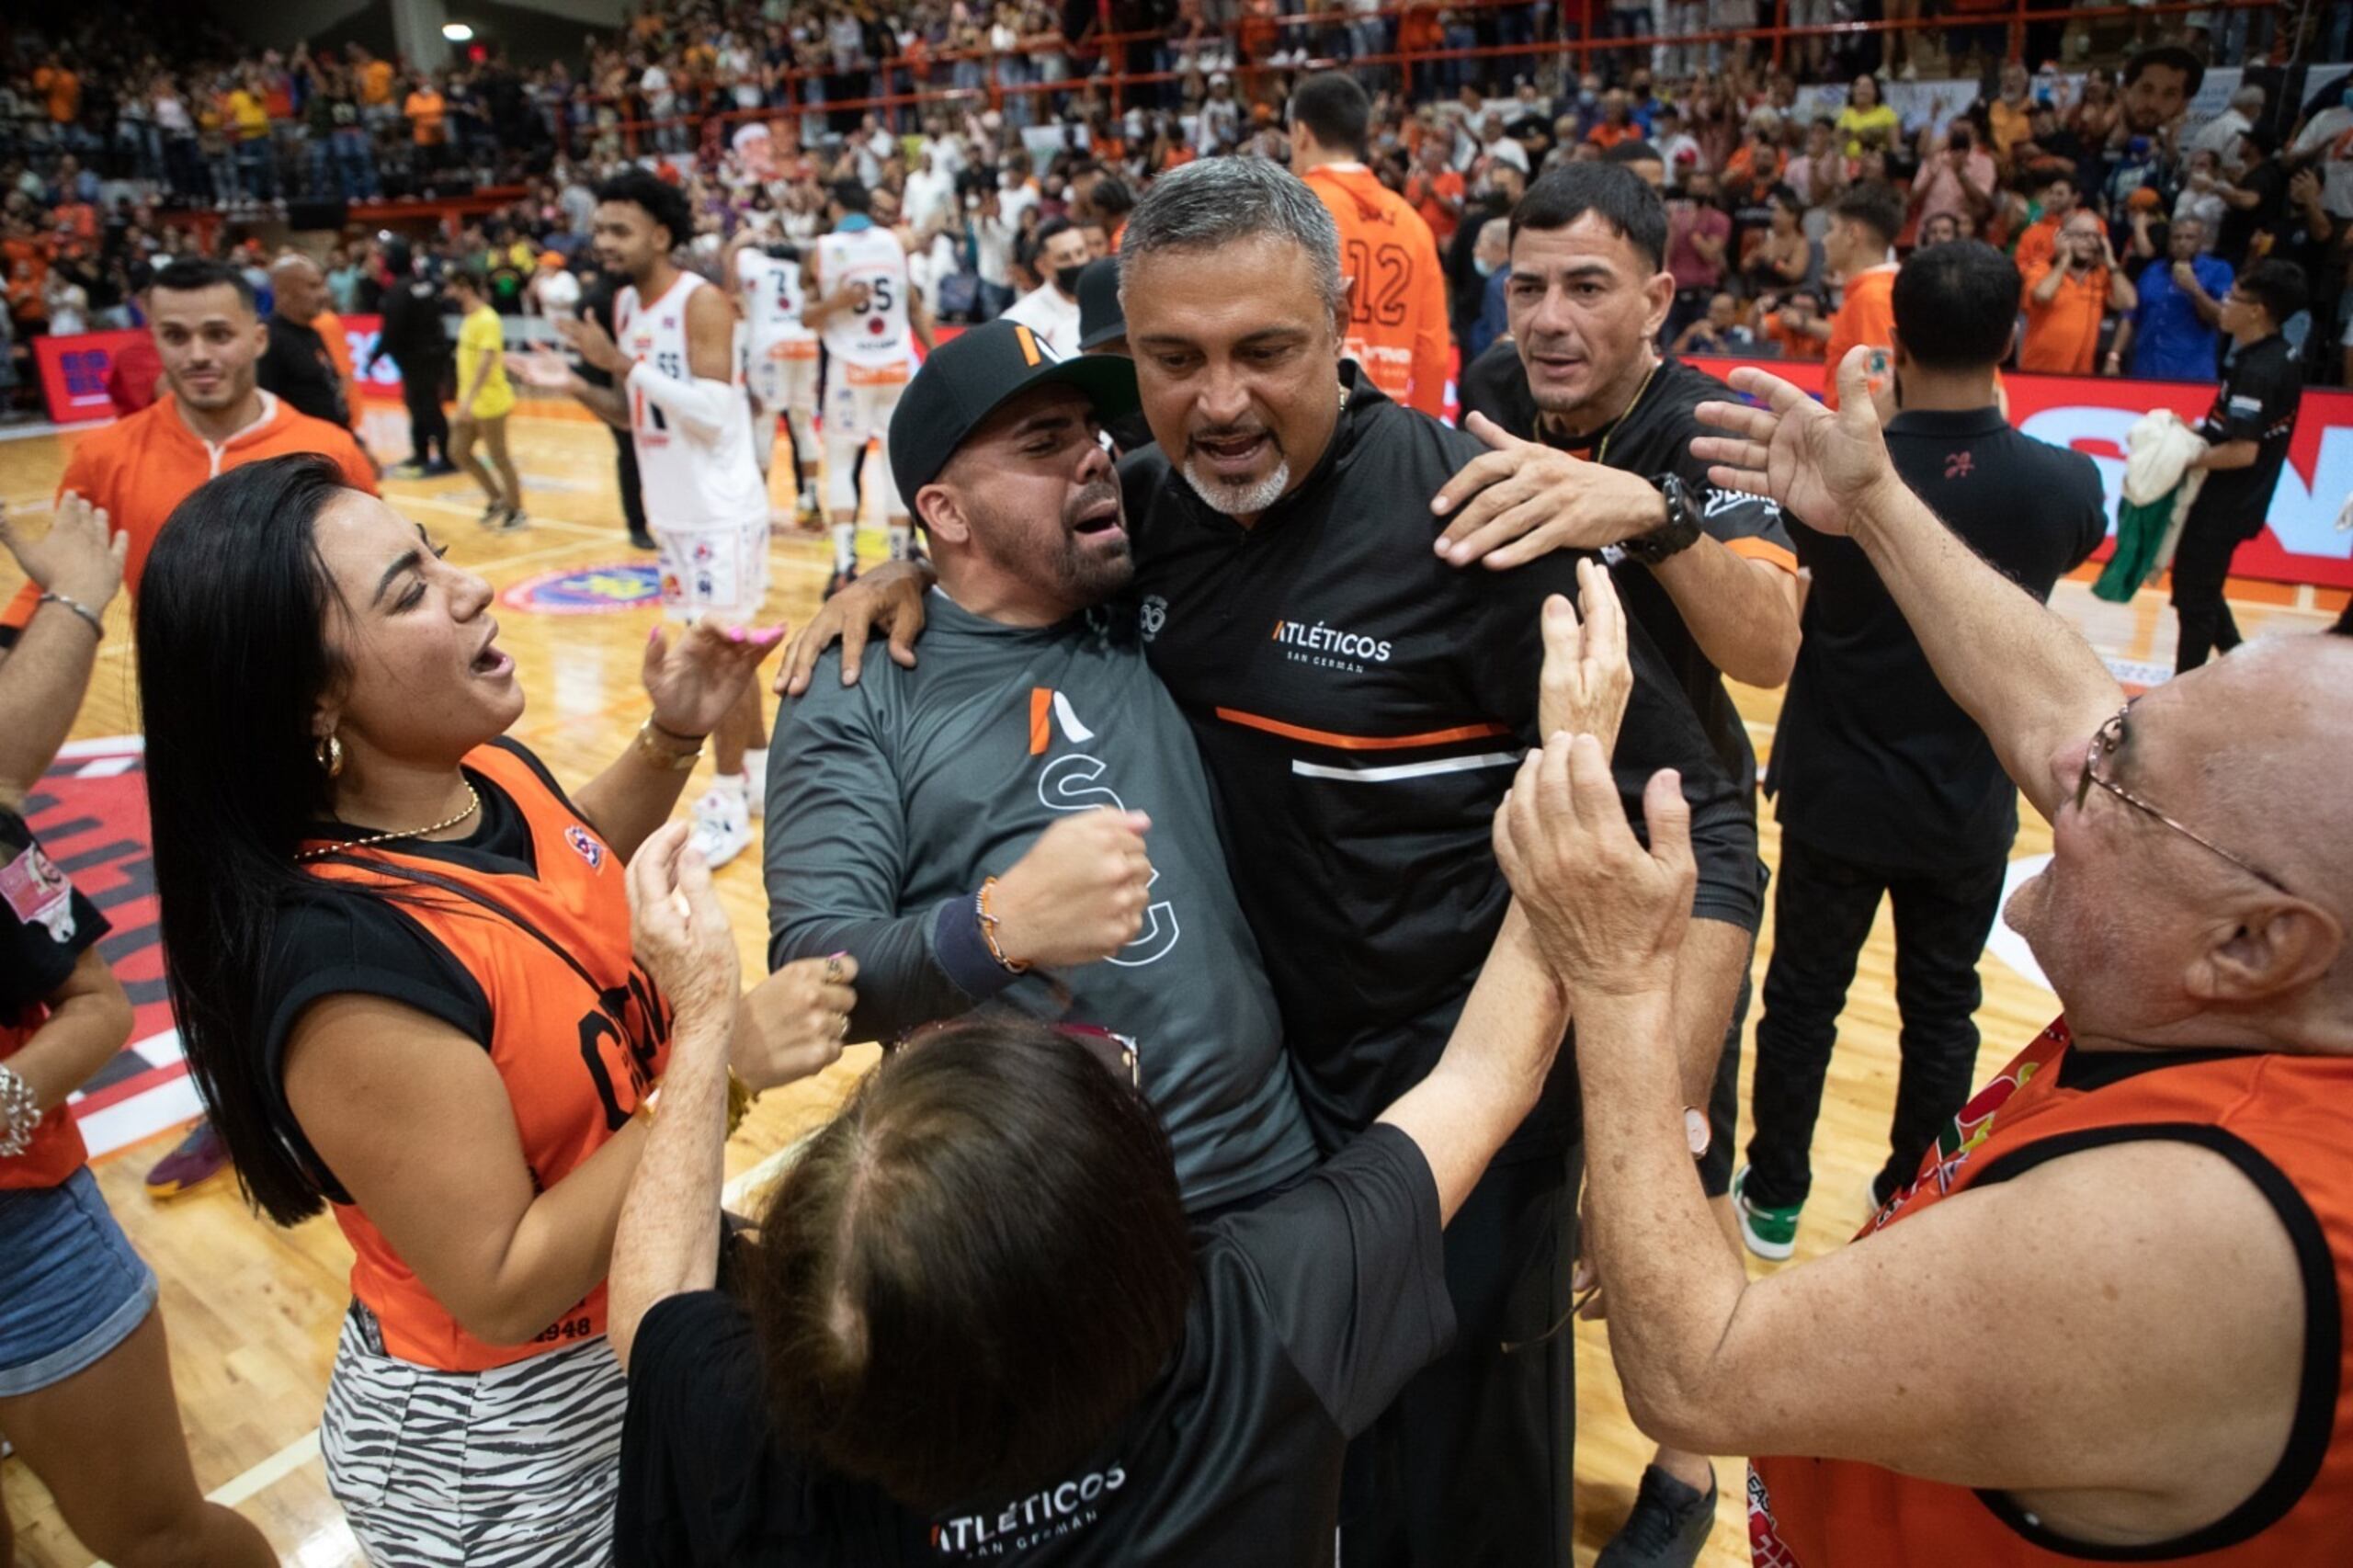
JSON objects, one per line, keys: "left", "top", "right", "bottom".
{"left": 734, "top": 953, "right": 859, "bottom": 1093}
{"left": 991, "top": 808, "right": 1154, "bottom": 969}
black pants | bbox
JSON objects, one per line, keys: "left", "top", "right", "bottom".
{"left": 2335, "top": 597, "right": 2353, "bottom": 637}
{"left": 612, "top": 426, "right": 648, "bottom": 539}
{"left": 2170, "top": 510, "right": 2252, "bottom": 673}
{"left": 1744, "top": 834, "right": 2006, "bottom": 1210}
{"left": 1343, "top": 1145, "right": 1578, "bottom": 1568}
{"left": 397, "top": 356, "right": 449, "bottom": 466}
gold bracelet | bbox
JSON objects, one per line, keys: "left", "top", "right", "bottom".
{"left": 636, "top": 718, "right": 704, "bottom": 771}
{"left": 634, "top": 1071, "right": 754, "bottom": 1135}
{"left": 976, "top": 876, "right": 1029, "bottom": 973}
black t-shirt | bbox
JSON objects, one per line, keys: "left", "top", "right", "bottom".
{"left": 1460, "top": 340, "right": 1797, "bottom": 800}
{"left": 2188, "top": 334, "right": 2301, "bottom": 538}
{"left": 252, "top": 740, "right": 563, "bottom": 1202}
{"left": 614, "top": 1125, "right": 1451, "bottom": 1566}
{"left": 1119, "top": 366, "right": 1756, "bottom": 1153}
{"left": 1768, "top": 406, "right": 2106, "bottom": 871}
{"left": 0, "top": 807, "right": 109, "bottom": 1037}
{"left": 2215, "top": 160, "right": 2286, "bottom": 269}
{"left": 256, "top": 314, "right": 347, "bottom": 426}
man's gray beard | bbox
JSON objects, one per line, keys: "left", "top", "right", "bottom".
{"left": 1179, "top": 457, "right": 1293, "bottom": 517}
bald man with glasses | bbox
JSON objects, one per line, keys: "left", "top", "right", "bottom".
{"left": 1525, "top": 346, "right": 2353, "bottom": 1566}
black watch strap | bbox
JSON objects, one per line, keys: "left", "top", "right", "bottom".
{"left": 1615, "top": 473, "right": 1705, "bottom": 565}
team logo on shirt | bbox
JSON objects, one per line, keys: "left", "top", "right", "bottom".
{"left": 565, "top": 825, "right": 606, "bottom": 871}
{"left": 1269, "top": 617, "right": 1392, "bottom": 673}
{"left": 1138, "top": 594, "right": 1168, "bottom": 642}
{"left": 929, "top": 1463, "right": 1129, "bottom": 1558}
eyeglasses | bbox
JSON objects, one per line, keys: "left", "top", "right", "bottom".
{"left": 2075, "top": 706, "right": 2292, "bottom": 894}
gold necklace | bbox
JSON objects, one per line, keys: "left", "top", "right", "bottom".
{"left": 295, "top": 783, "right": 483, "bottom": 863}
{"left": 1596, "top": 357, "right": 1662, "bottom": 470}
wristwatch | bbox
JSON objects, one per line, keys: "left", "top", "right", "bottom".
{"left": 1616, "top": 473, "right": 1706, "bottom": 565}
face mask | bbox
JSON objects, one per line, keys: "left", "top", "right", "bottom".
{"left": 1472, "top": 256, "right": 1497, "bottom": 278}
{"left": 1055, "top": 262, "right": 1086, "bottom": 294}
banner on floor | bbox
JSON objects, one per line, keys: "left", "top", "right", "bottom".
{"left": 34, "top": 313, "right": 399, "bottom": 422}
{"left": 1686, "top": 357, "right": 2353, "bottom": 591}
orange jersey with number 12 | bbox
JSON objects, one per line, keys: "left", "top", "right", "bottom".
{"left": 1303, "top": 163, "right": 1452, "bottom": 418}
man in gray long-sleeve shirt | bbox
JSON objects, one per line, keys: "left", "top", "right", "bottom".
{"left": 765, "top": 321, "right": 1316, "bottom": 1212}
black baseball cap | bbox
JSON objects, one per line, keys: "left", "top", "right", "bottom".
{"left": 1075, "top": 256, "right": 1126, "bottom": 350}
{"left": 889, "top": 320, "right": 1142, "bottom": 497}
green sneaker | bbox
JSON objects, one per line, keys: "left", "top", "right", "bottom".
{"left": 1733, "top": 1165, "right": 1800, "bottom": 1261}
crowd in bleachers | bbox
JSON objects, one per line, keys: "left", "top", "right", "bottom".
{"left": 3, "top": 0, "right": 2352, "bottom": 418}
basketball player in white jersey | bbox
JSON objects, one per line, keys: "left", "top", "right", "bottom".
{"left": 803, "top": 178, "right": 933, "bottom": 597}
{"left": 508, "top": 169, "right": 771, "bottom": 869}
{"left": 724, "top": 226, "right": 822, "bottom": 525}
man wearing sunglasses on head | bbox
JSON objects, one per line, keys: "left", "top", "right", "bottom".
{"left": 1542, "top": 342, "right": 2353, "bottom": 1567}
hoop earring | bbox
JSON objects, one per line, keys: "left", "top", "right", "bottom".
{"left": 314, "top": 734, "right": 345, "bottom": 779}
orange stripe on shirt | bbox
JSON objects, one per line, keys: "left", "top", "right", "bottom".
{"left": 1725, "top": 536, "right": 1799, "bottom": 574}
{"left": 1214, "top": 708, "right": 1511, "bottom": 751}
{"left": 1029, "top": 688, "right": 1052, "bottom": 755}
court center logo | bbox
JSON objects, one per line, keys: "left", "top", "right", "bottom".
{"left": 499, "top": 562, "right": 665, "bottom": 615}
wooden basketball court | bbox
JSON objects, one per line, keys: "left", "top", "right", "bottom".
{"left": 0, "top": 399, "right": 2336, "bottom": 1566}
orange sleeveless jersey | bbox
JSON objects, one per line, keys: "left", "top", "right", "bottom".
{"left": 1302, "top": 163, "right": 1452, "bottom": 418}
{"left": 1751, "top": 1020, "right": 2353, "bottom": 1565}
{"left": 297, "top": 744, "right": 671, "bottom": 1372}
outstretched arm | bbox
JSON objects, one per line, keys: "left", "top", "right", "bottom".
{"left": 1690, "top": 347, "right": 2120, "bottom": 822}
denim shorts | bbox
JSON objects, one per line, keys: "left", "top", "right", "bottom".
{"left": 0, "top": 1165, "right": 158, "bottom": 1398}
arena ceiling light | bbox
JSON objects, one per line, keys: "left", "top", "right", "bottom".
{"left": 442, "top": 22, "right": 475, "bottom": 40}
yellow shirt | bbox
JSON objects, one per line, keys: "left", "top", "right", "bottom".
{"left": 456, "top": 305, "right": 515, "bottom": 419}
{"left": 228, "top": 89, "right": 270, "bottom": 141}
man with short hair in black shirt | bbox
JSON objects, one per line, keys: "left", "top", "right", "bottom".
{"left": 2170, "top": 259, "right": 2306, "bottom": 673}
{"left": 783, "top": 156, "right": 1760, "bottom": 1568}
{"left": 255, "top": 254, "right": 348, "bottom": 428}
{"left": 1452, "top": 164, "right": 1802, "bottom": 1563}
{"left": 1738, "top": 240, "right": 2107, "bottom": 1264}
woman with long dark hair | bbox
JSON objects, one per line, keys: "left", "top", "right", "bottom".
{"left": 136, "top": 454, "right": 855, "bottom": 1564}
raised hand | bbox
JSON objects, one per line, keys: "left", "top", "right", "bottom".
{"left": 506, "top": 344, "right": 577, "bottom": 391}
{"left": 1537, "top": 558, "right": 1631, "bottom": 755}
{"left": 626, "top": 822, "right": 740, "bottom": 1028}
{"left": 775, "top": 559, "right": 931, "bottom": 695}
{"left": 1492, "top": 733, "right": 1693, "bottom": 1000}
{"left": 0, "top": 493, "right": 127, "bottom": 608}
{"left": 555, "top": 312, "right": 630, "bottom": 375}
{"left": 990, "top": 808, "right": 1154, "bottom": 969}
{"left": 643, "top": 619, "right": 787, "bottom": 740}
{"left": 1689, "top": 347, "right": 1904, "bottom": 538}
{"left": 735, "top": 953, "right": 858, "bottom": 1092}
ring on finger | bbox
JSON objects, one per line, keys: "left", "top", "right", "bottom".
{"left": 835, "top": 1011, "right": 850, "bottom": 1041}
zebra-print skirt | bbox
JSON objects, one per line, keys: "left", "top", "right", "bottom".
{"left": 321, "top": 1301, "right": 630, "bottom": 1566}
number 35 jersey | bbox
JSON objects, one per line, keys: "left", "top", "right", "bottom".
{"left": 616, "top": 270, "right": 769, "bottom": 532}
{"left": 814, "top": 222, "right": 914, "bottom": 387}
{"left": 272, "top": 739, "right": 673, "bottom": 1372}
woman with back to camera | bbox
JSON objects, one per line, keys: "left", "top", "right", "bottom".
{"left": 136, "top": 453, "right": 855, "bottom": 1564}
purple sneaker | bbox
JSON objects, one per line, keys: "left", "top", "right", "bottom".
{"left": 145, "top": 1118, "right": 233, "bottom": 1199}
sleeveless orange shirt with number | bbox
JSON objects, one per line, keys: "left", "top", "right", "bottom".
{"left": 297, "top": 744, "right": 670, "bottom": 1372}
{"left": 1751, "top": 1019, "right": 2353, "bottom": 1566}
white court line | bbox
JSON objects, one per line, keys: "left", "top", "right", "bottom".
{"left": 208, "top": 1427, "right": 323, "bottom": 1507}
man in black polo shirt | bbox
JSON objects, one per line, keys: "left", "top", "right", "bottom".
{"left": 2170, "top": 259, "right": 2306, "bottom": 673}
{"left": 783, "top": 157, "right": 1760, "bottom": 1568}
{"left": 1736, "top": 240, "right": 2106, "bottom": 1262}
{"left": 1452, "top": 164, "right": 1802, "bottom": 1563}
{"left": 255, "top": 253, "right": 349, "bottom": 428}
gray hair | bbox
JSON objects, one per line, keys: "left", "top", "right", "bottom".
{"left": 1118, "top": 156, "right": 1347, "bottom": 320}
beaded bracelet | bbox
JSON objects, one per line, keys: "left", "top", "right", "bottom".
{"left": 976, "top": 876, "right": 1029, "bottom": 973}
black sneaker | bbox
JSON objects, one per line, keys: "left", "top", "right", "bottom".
{"left": 824, "top": 564, "right": 859, "bottom": 600}
{"left": 1596, "top": 1464, "right": 1717, "bottom": 1568}
{"left": 422, "top": 458, "right": 460, "bottom": 477}
{"left": 628, "top": 528, "right": 658, "bottom": 551}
